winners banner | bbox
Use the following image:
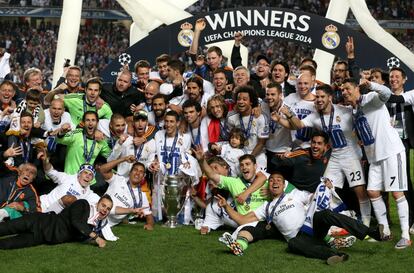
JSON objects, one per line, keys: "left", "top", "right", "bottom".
{"left": 101, "top": 7, "right": 413, "bottom": 89}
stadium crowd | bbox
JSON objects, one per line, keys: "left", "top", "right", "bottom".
{"left": 0, "top": 0, "right": 413, "bottom": 266}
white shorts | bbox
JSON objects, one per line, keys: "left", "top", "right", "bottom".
{"left": 202, "top": 201, "right": 238, "bottom": 231}
{"left": 324, "top": 157, "right": 366, "bottom": 188}
{"left": 367, "top": 151, "right": 407, "bottom": 192}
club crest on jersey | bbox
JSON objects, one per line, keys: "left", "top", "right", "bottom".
{"left": 336, "top": 116, "right": 341, "bottom": 122}
{"left": 177, "top": 22, "right": 194, "bottom": 47}
{"left": 322, "top": 24, "right": 340, "bottom": 50}
{"left": 178, "top": 138, "right": 183, "bottom": 145}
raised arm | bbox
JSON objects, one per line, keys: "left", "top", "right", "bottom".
{"left": 189, "top": 18, "right": 206, "bottom": 56}
{"left": 99, "top": 155, "right": 136, "bottom": 181}
{"left": 192, "top": 145, "right": 220, "bottom": 185}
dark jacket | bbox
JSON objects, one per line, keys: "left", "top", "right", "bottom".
{"left": 101, "top": 83, "right": 144, "bottom": 117}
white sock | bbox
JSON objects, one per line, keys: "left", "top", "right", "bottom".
{"left": 396, "top": 196, "right": 410, "bottom": 239}
{"left": 0, "top": 209, "right": 9, "bottom": 222}
{"left": 359, "top": 199, "right": 371, "bottom": 227}
{"left": 371, "top": 196, "right": 390, "bottom": 235}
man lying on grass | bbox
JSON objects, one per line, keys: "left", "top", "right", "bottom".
{"left": 216, "top": 172, "right": 385, "bottom": 265}
{"left": 0, "top": 194, "right": 142, "bottom": 249}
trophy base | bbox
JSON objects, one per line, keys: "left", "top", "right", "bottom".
{"left": 163, "top": 220, "right": 182, "bottom": 228}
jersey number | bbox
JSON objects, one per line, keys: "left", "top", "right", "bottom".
{"left": 350, "top": 171, "right": 361, "bottom": 182}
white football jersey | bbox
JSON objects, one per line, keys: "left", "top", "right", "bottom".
{"left": 302, "top": 104, "right": 362, "bottom": 159}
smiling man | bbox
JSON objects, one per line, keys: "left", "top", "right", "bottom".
{"left": 37, "top": 149, "right": 100, "bottom": 214}
{"left": 217, "top": 172, "right": 383, "bottom": 264}
{"left": 277, "top": 84, "right": 371, "bottom": 227}
{"left": 63, "top": 77, "right": 113, "bottom": 126}
{"left": 99, "top": 157, "right": 154, "bottom": 230}
{"left": 57, "top": 111, "right": 111, "bottom": 176}
{"left": 0, "top": 195, "right": 114, "bottom": 249}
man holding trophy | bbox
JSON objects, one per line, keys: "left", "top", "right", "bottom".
{"left": 150, "top": 110, "right": 201, "bottom": 226}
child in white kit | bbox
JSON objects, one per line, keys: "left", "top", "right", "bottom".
{"left": 209, "top": 128, "right": 246, "bottom": 176}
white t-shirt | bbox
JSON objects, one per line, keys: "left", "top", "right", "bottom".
{"left": 261, "top": 102, "right": 292, "bottom": 153}
{"left": 220, "top": 143, "right": 245, "bottom": 176}
{"left": 227, "top": 111, "right": 269, "bottom": 153}
{"left": 284, "top": 93, "right": 315, "bottom": 148}
{"left": 41, "top": 168, "right": 99, "bottom": 213}
{"left": 254, "top": 189, "right": 312, "bottom": 241}
{"left": 105, "top": 174, "right": 151, "bottom": 227}
{"left": 302, "top": 104, "right": 362, "bottom": 159}
{"left": 108, "top": 135, "right": 156, "bottom": 177}
{"left": 356, "top": 83, "right": 405, "bottom": 163}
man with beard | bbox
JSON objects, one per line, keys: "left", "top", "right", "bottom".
{"left": 0, "top": 195, "right": 114, "bottom": 249}
{"left": 261, "top": 83, "right": 292, "bottom": 175}
{"left": 57, "top": 111, "right": 111, "bottom": 175}
{"left": 276, "top": 85, "right": 371, "bottom": 227}
{"left": 182, "top": 99, "right": 208, "bottom": 151}
{"left": 212, "top": 69, "right": 234, "bottom": 110}
{"left": 100, "top": 69, "right": 144, "bottom": 118}
{"left": 100, "top": 158, "right": 154, "bottom": 230}
{"left": 108, "top": 110, "right": 156, "bottom": 203}
{"left": 266, "top": 130, "right": 330, "bottom": 193}
{"left": 63, "top": 77, "right": 113, "bottom": 126}
{"left": 0, "top": 163, "right": 40, "bottom": 222}
{"left": 150, "top": 54, "right": 170, "bottom": 81}
{"left": 148, "top": 93, "right": 168, "bottom": 130}
{"left": 331, "top": 60, "right": 349, "bottom": 104}
{"left": 97, "top": 113, "right": 127, "bottom": 149}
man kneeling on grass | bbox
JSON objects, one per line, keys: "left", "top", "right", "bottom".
{"left": 216, "top": 172, "right": 385, "bottom": 265}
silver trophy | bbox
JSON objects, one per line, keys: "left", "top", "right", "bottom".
{"left": 163, "top": 175, "right": 191, "bottom": 228}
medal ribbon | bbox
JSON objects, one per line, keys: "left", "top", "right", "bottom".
{"left": 163, "top": 131, "right": 179, "bottom": 173}
{"left": 93, "top": 219, "right": 108, "bottom": 235}
{"left": 319, "top": 105, "right": 334, "bottom": 134}
{"left": 21, "top": 138, "right": 30, "bottom": 163}
{"left": 83, "top": 132, "right": 96, "bottom": 163}
{"left": 127, "top": 181, "right": 143, "bottom": 208}
{"left": 83, "top": 95, "right": 96, "bottom": 113}
{"left": 219, "top": 119, "right": 229, "bottom": 141}
{"left": 265, "top": 193, "right": 286, "bottom": 226}
{"left": 189, "top": 124, "right": 201, "bottom": 146}
{"left": 239, "top": 113, "right": 254, "bottom": 140}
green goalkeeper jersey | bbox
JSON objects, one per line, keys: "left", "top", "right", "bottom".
{"left": 64, "top": 93, "right": 113, "bottom": 125}
{"left": 57, "top": 129, "right": 111, "bottom": 176}
{"left": 218, "top": 176, "right": 295, "bottom": 215}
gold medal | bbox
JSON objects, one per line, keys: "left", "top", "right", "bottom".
{"left": 166, "top": 163, "right": 171, "bottom": 170}
{"left": 265, "top": 223, "right": 271, "bottom": 230}
{"left": 244, "top": 140, "right": 249, "bottom": 147}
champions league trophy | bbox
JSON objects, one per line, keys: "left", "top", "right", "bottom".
{"left": 164, "top": 175, "right": 191, "bottom": 228}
